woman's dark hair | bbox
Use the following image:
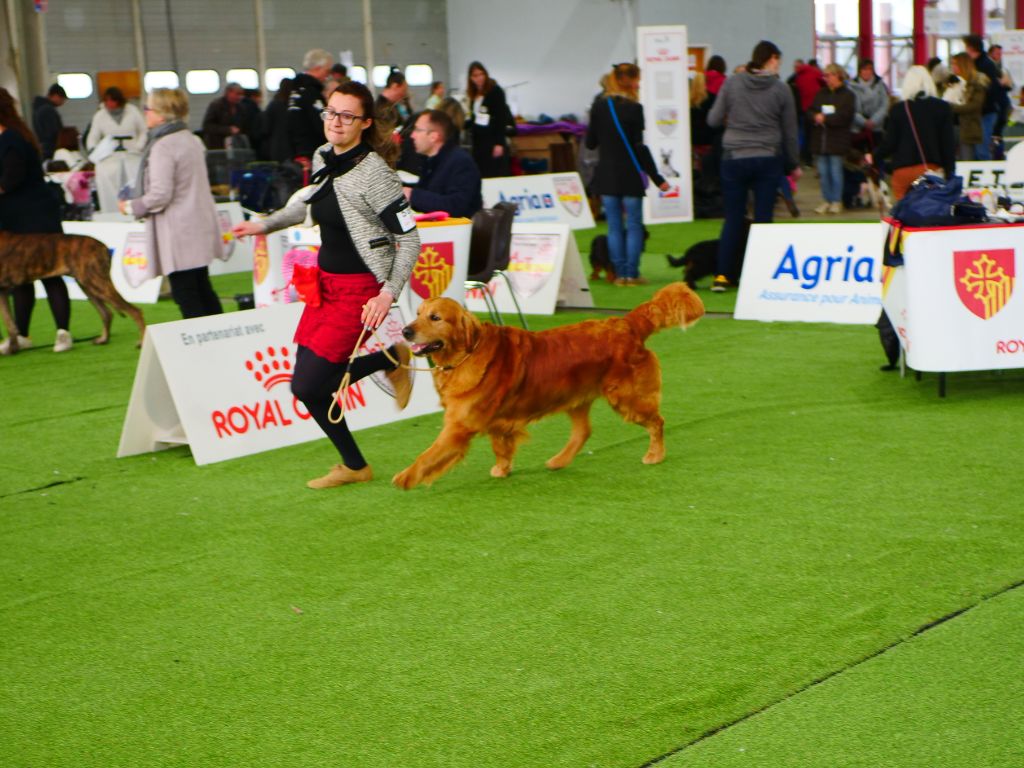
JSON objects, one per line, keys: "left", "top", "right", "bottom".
{"left": 747, "top": 40, "right": 782, "bottom": 72}
{"left": 0, "top": 87, "right": 41, "bottom": 154}
{"left": 706, "top": 55, "right": 726, "bottom": 74}
{"left": 102, "top": 87, "right": 126, "bottom": 107}
{"left": 466, "top": 61, "right": 496, "bottom": 99}
{"left": 385, "top": 68, "right": 406, "bottom": 88}
{"left": 330, "top": 80, "right": 398, "bottom": 167}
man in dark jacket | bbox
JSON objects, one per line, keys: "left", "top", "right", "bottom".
{"left": 32, "top": 84, "right": 67, "bottom": 160}
{"left": 201, "top": 82, "right": 246, "bottom": 149}
{"left": 403, "top": 110, "right": 482, "bottom": 219}
{"left": 963, "top": 35, "right": 1002, "bottom": 160}
{"left": 288, "top": 48, "right": 334, "bottom": 171}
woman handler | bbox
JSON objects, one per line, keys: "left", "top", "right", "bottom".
{"left": 234, "top": 82, "right": 419, "bottom": 489}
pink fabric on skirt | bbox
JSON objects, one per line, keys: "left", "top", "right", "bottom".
{"left": 293, "top": 271, "right": 381, "bottom": 363}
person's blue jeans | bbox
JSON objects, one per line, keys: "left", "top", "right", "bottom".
{"left": 717, "top": 155, "right": 783, "bottom": 281}
{"left": 978, "top": 112, "right": 997, "bottom": 160}
{"left": 816, "top": 154, "right": 844, "bottom": 203}
{"left": 602, "top": 195, "right": 645, "bottom": 279}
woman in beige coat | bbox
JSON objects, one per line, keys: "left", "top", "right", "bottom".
{"left": 120, "top": 88, "right": 223, "bottom": 318}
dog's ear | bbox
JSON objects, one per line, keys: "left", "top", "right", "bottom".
{"left": 458, "top": 306, "right": 481, "bottom": 352}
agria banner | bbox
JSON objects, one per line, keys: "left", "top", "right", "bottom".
{"left": 734, "top": 223, "right": 885, "bottom": 324}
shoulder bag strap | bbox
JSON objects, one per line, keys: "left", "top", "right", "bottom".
{"left": 606, "top": 97, "right": 647, "bottom": 183}
{"left": 903, "top": 99, "right": 929, "bottom": 168}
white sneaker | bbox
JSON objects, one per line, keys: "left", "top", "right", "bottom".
{"left": 0, "top": 334, "right": 32, "bottom": 355}
{"left": 828, "top": 202, "right": 843, "bottom": 214}
{"left": 53, "top": 329, "right": 73, "bottom": 353}
{"left": 814, "top": 202, "right": 830, "bottom": 214}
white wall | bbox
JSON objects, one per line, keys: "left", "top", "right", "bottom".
{"left": 447, "top": 0, "right": 814, "bottom": 121}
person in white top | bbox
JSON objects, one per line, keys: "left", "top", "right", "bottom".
{"left": 84, "top": 87, "right": 147, "bottom": 213}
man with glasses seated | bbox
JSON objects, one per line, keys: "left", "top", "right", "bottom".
{"left": 401, "top": 110, "right": 482, "bottom": 219}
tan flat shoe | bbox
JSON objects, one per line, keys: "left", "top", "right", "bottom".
{"left": 307, "top": 463, "right": 374, "bottom": 489}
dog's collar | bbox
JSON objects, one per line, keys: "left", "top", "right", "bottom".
{"left": 435, "top": 340, "right": 479, "bottom": 371}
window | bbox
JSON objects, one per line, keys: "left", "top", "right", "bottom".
{"left": 185, "top": 69, "right": 221, "bottom": 95}
{"left": 264, "top": 67, "right": 296, "bottom": 92}
{"left": 372, "top": 65, "right": 392, "bottom": 88}
{"left": 349, "top": 66, "right": 367, "bottom": 84}
{"left": 144, "top": 70, "right": 180, "bottom": 91}
{"left": 56, "top": 73, "right": 93, "bottom": 99}
{"left": 226, "top": 68, "right": 259, "bottom": 89}
{"left": 405, "top": 64, "right": 433, "bottom": 87}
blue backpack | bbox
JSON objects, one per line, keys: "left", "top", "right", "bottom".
{"left": 884, "top": 175, "right": 987, "bottom": 266}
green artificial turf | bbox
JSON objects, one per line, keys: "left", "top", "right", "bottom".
{"left": 2, "top": 224, "right": 1023, "bottom": 767}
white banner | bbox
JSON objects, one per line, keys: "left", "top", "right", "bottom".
{"left": 991, "top": 30, "right": 1024, "bottom": 97}
{"left": 637, "top": 24, "right": 693, "bottom": 223}
{"left": 253, "top": 220, "right": 472, "bottom": 318}
{"left": 464, "top": 222, "right": 593, "bottom": 316}
{"left": 117, "top": 303, "right": 441, "bottom": 465}
{"left": 734, "top": 223, "right": 885, "bottom": 324}
{"left": 882, "top": 223, "right": 1024, "bottom": 372}
{"left": 481, "top": 172, "right": 595, "bottom": 229}
{"left": 954, "top": 161, "right": 1024, "bottom": 191}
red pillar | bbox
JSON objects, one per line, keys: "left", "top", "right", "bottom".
{"left": 859, "top": 0, "right": 873, "bottom": 63}
{"left": 1017, "top": 0, "right": 1024, "bottom": 30}
{"left": 913, "top": 0, "right": 927, "bottom": 65}
{"left": 970, "top": 0, "right": 984, "bottom": 36}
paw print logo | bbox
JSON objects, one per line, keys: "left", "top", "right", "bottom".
{"left": 245, "top": 346, "right": 293, "bottom": 390}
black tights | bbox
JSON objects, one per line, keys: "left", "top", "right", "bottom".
{"left": 11, "top": 277, "right": 71, "bottom": 336}
{"left": 168, "top": 267, "right": 223, "bottom": 319}
{"left": 291, "top": 344, "right": 400, "bottom": 469}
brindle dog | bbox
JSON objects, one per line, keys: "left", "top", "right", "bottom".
{"left": 0, "top": 232, "right": 146, "bottom": 353}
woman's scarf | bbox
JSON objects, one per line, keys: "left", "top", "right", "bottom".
{"left": 306, "top": 142, "right": 370, "bottom": 203}
{"left": 107, "top": 106, "right": 126, "bottom": 123}
{"left": 132, "top": 120, "right": 188, "bottom": 198}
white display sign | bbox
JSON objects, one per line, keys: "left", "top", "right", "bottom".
{"left": 58, "top": 221, "right": 162, "bottom": 303}
{"left": 481, "top": 173, "right": 595, "bottom": 229}
{"left": 208, "top": 201, "right": 256, "bottom": 276}
{"left": 991, "top": 30, "right": 1024, "bottom": 97}
{"left": 637, "top": 24, "right": 693, "bottom": 223}
{"left": 117, "top": 303, "right": 441, "bottom": 465}
{"left": 882, "top": 223, "right": 1024, "bottom": 372}
{"left": 253, "top": 221, "right": 472, "bottom": 319}
{"left": 464, "top": 222, "right": 593, "bottom": 316}
{"left": 734, "top": 223, "right": 885, "bottom": 324}
{"left": 954, "top": 161, "right": 1024, "bottom": 191}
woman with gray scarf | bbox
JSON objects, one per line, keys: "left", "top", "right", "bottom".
{"left": 119, "top": 88, "right": 223, "bottom": 318}
{"left": 84, "top": 87, "right": 146, "bottom": 213}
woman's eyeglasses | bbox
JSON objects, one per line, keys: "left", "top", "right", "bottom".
{"left": 321, "top": 110, "right": 365, "bottom": 125}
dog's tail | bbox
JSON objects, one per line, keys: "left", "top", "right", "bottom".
{"left": 665, "top": 253, "right": 687, "bottom": 268}
{"left": 625, "top": 282, "right": 705, "bottom": 341}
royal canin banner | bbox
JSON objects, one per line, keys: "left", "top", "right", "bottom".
{"left": 882, "top": 223, "right": 1024, "bottom": 372}
{"left": 118, "top": 303, "right": 440, "bottom": 465}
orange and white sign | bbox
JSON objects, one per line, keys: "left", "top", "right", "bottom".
{"left": 464, "top": 222, "right": 593, "bottom": 316}
{"left": 882, "top": 223, "right": 1024, "bottom": 372}
{"left": 117, "top": 303, "right": 440, "bottom": 465}
{"left": 482, "top": 173, "right": 595, "bottom": 229}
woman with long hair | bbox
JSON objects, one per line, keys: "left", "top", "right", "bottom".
{"left": 465, "top": 61, "right": 516, "bottom": 177}
{"left": 951, "top": 52, "right": 990, "bottom": 160}
{"left": 0, "top": 87, "right": 73, "bottom": 354}
{"left": 585, "top": 63, "right": 669, "bottom": 285}
{"left": 707, "top": 40, "right": 799, "bottom": 290}
{"left": 233, "top": 81, "right": 419, "bottom": 490}
{"left": 84, "top": 86, "right": 147, "bottom": 213}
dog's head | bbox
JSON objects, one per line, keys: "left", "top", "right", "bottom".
{"left": 402, "top": 298, "right": 481, "bottom": 362}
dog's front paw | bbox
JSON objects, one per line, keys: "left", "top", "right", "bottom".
{"left": 489, "top": 464, "right": 510, "bottom": 478}
{"left": 392, "top": 467, "right": 420, "bottom": 490}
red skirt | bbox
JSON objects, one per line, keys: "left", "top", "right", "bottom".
{"left": 293, "top": 272, "right": 382, "bottom": 363}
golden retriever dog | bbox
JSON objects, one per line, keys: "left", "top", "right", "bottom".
{"left": 393, "top": 282, "right": 705, "bottom": 489}
{"left": 0, "top": 232, "right": 146, "bottom": 353}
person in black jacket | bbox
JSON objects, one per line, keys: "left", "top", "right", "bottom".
{"left": 31, "top": 84, "right": 66, "bottom": 161}
{"left": 585, "top": 63, "right": 669, "bottom": 285}
{"left": 466, "top": 61, "right": 516, "bottom": 178}
{"left": 963, "top": 35, "right": 1002, "bottom": 160}
{"left": 403, "top": 109, "right": 482, "bottom": 218}
{"left": 201, "top": 82, "right": 246, "bottom": 149}
{"left": 262, "top": 78, "right": 293, "bottom": 162}
{"left": 0, "top": 88, "right": 73, "bottom": 354}
{"left": 873, "top": 65, "right": 955, "bottom": 201}
{"left": 288, "top": 48, "right": 334, "bottom": 173}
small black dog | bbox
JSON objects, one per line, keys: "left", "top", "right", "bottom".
{"left": 589, "top": 228, "right": 651, "bottom": 283}
{"left": 667, "top": 219, "right": 751, "bottom": 288}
